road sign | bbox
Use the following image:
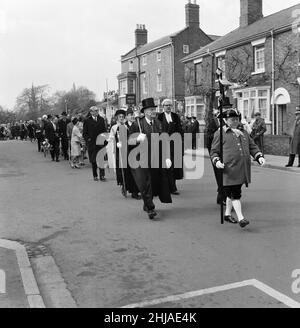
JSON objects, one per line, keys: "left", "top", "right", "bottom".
{"left": 0, "top": 269, "right": 5, "bottom": 294}
{"left": 126, "top": 94, "right": 136, "bottom": 105}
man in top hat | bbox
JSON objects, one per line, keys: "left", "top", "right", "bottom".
{"left": 83, "top": 106, "right": 107, "bottom": 181}
{"left": 250, "top": 112, "right": 267, "bottom": 155}
{"left": 285, "top": 106, "right": 300, "bottom": 167}
{"left": 210, "top": 107, "right": 266, "bottom": 228}
{"left": 157, "top": 99, "right": 183, "bottom": 195}
{"left": 58, "top": 111, "right": 71, "bottom": 160}
{"left": 128, "top": 98, "right": 172, "bottom": 220}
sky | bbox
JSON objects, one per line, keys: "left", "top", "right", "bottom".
{"left": 0, "top": 0, "right": 300, "bottom": 109}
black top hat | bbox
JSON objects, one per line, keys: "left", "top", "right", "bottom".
{"left": 126, "top": 108, "right": 134, "bottom": 115}
{"left": 61, "top": 111, "right": 67, "bottom": 116}
{"left": 221, "top": 97, "right": 233, "bottom": 109}
{"left": 47, "top": 114, "right": 52, "bottom": 119}
{"left": 141, "top": 98, "right": 157, "bottom": 113}
{"left": 115, "top": 109, "right": 126, "bottom": 117}
{"left": 224, "top": 109, "right": 240, "bottom": 119}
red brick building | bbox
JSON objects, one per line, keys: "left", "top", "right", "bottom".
{"left": 182, "top": 0, "right": 300, "bottom": 155}
{"left": 118, "top": 0, "right": 219, "bottom": 111}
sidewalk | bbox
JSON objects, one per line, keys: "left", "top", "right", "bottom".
{"left": 0, "top": 240, "right": 45, "bottom": 308}
{"left": 185, "top": 149, "right": 300, "bottom": 173}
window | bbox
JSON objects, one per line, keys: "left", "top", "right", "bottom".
{"left": 194, "top": 63, "right": 202, "bottom": 85}
{"left": 254, "top": 45, "right": 265, "bottom": 73}
{"left": 119, "top": 80, "right": 127, "bottom": 96}
{"left": 129, "top": 61, "right": 134, "bottom": 71}
{"left": 128, "top": 80, "right": 135, "bottom": 94}
{"left": 142, "top": 55, "right": 147, "bottom": 66}
{"left": 217, "top": 56, "right": 226, "bottom": 79}
{"left": 185, "top": 96, "right": 206, "bottom": 123}
{"left": 235, "top": 87, "right": 270, "bottom": 122}
{"left": 157, "top": 72, "right": 162, "bottom": 92}
{"left": 183, "top": 45, "right": 189, "bottom": 54}
{"left": 157, "top": 51, "right": 161, "bottom": 62}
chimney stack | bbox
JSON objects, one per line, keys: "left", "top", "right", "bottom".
{"left": 240, "top": 0, "right": 263, "bottom": 28}
{"left": 185, "top": 0, "right": 200, "bottom": 29}
{"left": 135, "top": 24, "right": 148, "bottom": 47}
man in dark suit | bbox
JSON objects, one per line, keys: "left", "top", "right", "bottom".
{"left": 128, "top": 98, "right": 172, "bottom": 220}
{"left": 83, "top": 106, "right": 107, "bottom": 181}
{"left": 58, "top": 112, "right": 70, "bottom": 160}
{"left": 44, "top": 115, "right": 60, "bottom": 162}
{"left": 157, "top": 99, "right": 184, "bottom": 195}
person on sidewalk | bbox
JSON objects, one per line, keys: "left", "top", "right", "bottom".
{"left": 157, "top": 99, "right": 183, "bottom": 196}
{"left": 285, "top": 107, "right": 300, "bottom": 168}
{"left": 128, "top": 98, "right": 172, "bottom": 220}
{"left": 250, "top": 112, "right": 267, "bottom": 155}
{"left": 210, "top": 108, "right": 266, "bottom": 229}
{"left": 58, "top": 111, "right": 70, "bottom": 160}
{"left": 83, "top": 106, "right": 107, "bottom": 181}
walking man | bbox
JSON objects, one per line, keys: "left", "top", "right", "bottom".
{"left": 250, "top": 112, "right": 267, "bottom": 155}
{"left": 83, "top": 106, "right": 107, "bottom": 181}
{"left": 157, "top": 99, "right": 183, "bottom": 195}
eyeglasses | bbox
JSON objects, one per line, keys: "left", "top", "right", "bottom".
{"left": 164, "top": 105, "right": 172, "bottom": 107}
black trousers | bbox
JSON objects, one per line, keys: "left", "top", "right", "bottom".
{"left": 166, "top": 167, "right": 177, "bottom": 193}
{"left": 61, "top": 136, "right": 69, "bottom": 159}
{"left": 223, "top": 185, "right": 243, "bottom": 200}
{"left": 131, "top": 168, "right": 155, "bottom": 212}
{"left": 37, "top": 137, "right": 44, "bottom": 152}
{"left": 92, "top": 163, "right": 105, "bottom": 178}
{"left": 50, "top": 138, "right": 60, "bottom": 160}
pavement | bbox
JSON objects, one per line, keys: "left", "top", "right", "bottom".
{"left": 1, "top": 140, "right": 300, "bottom": 308}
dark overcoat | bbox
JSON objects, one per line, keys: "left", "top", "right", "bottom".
{"left": 128, "top": 117, "right": 172, "bottom": 204}
{"left": 83, "top": 115, "right": 107, "bottom": 163}
{"left": 157, "top": 112, "right": 184, "bottom": 180}
{"left": 210, "top": 127, "right": 262, "bottom": 187}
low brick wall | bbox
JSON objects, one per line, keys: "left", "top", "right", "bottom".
{"left": 264, "top": 135, "right": 290, "bottom": 156}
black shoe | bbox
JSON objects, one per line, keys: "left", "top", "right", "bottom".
{"left": 148, "top": 210, "right": 158, "bottom": 220}
{"left": 171, "top": 191, "right": 180, "bottom": 195}
{"left": 239, "top": 219, "right": 250, "bottom": 228}
{"left": 285, "top": 164, "right": 293, "bottom": 167}
{"left": 94, "top": 177, "right": 99, "bottom": 181}
{"left": 224, "top": 215, "right": 238, "bottom": 224}
{"left": 132, "top": 193, "right": 141, "bottom": 200}
{"left": 100, "top": 176, "right": 106, "bottom": 182}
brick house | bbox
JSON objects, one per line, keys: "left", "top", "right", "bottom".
{"left": 181, "top": 0, "right": 300, "bottom": 155}
{"left": 117, "top": 0, "right": 219, "bottom": 112}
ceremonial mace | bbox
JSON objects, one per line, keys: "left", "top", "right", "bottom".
{"left": 216, "top": 68, "right": 225, "bottom": 225}
{"left": 117, "top": 129, "right": 127, "bottom": 198}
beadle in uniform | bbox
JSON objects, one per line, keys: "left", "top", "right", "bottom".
{"left": 210, "top": 108, "right": 266, "bottom": 228}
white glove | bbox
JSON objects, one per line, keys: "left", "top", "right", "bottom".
{"left": 166, "top": 159, "right": 172, "bottom": 169}
{"left": 137, "top": 133, "right": 146, "bottom": 143}
{"left": 116, "top": 142, "right": 122, "bottom": 149}
{"left": 216, "top": 161, "right": 225, "bottom": 169}
{"left": 258, "top": 157, "right": 266, "bottom": 166}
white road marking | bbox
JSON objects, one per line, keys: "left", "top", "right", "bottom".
{"left": 122, "top": 279, "right": 300, "bottom": 308}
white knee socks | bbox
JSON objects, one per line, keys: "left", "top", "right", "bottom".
{"left": 232, "top": 200, "right": 245, "bottom": 222}
{"left": 225, "top": 198, "right": 233, "bottom": 216}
